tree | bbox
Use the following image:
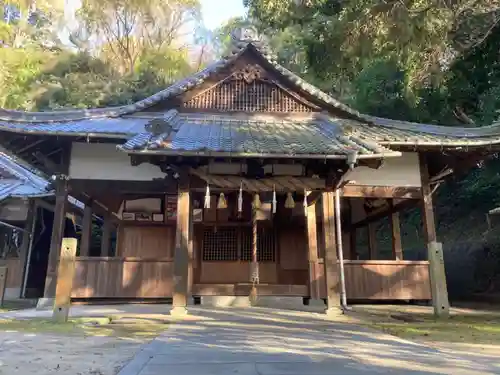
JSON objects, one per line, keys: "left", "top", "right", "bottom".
{"left": 76, "top": 0, "right": 201, "bottom": 73}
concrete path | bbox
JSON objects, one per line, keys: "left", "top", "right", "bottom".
{"left": 117, "top": 307, "right": 500, "bottom": 375}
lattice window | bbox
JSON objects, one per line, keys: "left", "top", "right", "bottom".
{"left": 202, "top": 227, "right": 238, "bottom": 261}
{"left": 184, "top": 80, "right": 315, "bottom": 113}
{"left": 241, "top": 226, "right": 276, "bottom": 262}
{"left": 202, "top": 225, "right": 276, "bottom": 262}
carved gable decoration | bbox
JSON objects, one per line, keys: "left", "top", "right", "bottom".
{"left": 183, "top": 64, "right": 320, "bottom": 113}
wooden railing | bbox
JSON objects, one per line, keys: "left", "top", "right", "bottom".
{"left": 312, "top": 260, "right": 431, "bottom": 300}
{"left": 0, "top": 259, "right": 23, "bottom": 288}
{"left": 71, "top": 257, "right": 174, "bottom": 298}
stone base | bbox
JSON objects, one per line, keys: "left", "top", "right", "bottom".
{"left": 36, "top": 297, "right": 55, "bottom": 310}
{"left": 170, "top": 306, "right": 188, "bottom": 317}
{"left": 200, "top": 296, "right": 251, "bottom": 308}
{"left": 325, "top": 306, "right": 344, "bottom": 318}
{"left": 254, "top": 296, "right": 304, "bottom": 309}
{"left": 2, "top": 287, "right": 21, "bottom": 300}
{"left": 308, "top": 298, "right": 326, "bottom": 307}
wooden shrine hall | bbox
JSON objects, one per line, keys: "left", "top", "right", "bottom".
{"left": 0, "top": 27, "right": 499, "bottom": 317}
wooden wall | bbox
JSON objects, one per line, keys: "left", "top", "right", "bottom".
{"left": 117, "top": 225, "right": 175, "bottom": 258}
{"left": 312, "top": 260, "right": 431, "bottom": 300}
{"left": 0, "top": 259, "right": 23, "bottom": 288}
{"left": 278, "top": 226, "right": 308, "bottom": 285}
{"left": 71, "top": 258, "right": 173, "bottom": 298}
{"left": 70, "top": 220, "right": 430, "bottom": 301}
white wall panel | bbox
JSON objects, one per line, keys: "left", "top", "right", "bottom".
{"left": 69, "top": 142, "right": 166, "bottom": 181}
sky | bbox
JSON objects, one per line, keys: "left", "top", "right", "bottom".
{"left": 200, "top": 0, "right": 246, "bottom": 30}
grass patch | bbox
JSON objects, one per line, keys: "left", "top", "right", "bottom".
{"left": 353, "top": 305, "right": 500, "bottom": 344}
{"left": 0, "top": 316, "right": 168, "bottom": 339}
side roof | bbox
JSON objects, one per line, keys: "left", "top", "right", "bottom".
{"left": 0, "top": 151, "right": 52, "bottom": 201}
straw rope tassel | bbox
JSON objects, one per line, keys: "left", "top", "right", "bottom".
{"left": 204, "top": 184, "right": 210, "bottom": 209}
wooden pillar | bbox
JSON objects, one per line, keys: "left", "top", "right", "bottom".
{"left": 19, "top": 200, "right": 36, "bottom": 298}
{"left": 368, "top": 223, "right": 377, "bottom": 260}
{"left": 420, "top": 155, "right": 450, "bottom": 318}
{"left": 171, "top": 176, "right": 191, "bottom": 316}
{"left": 306, "top": 199, "right": 320, "bottom": 299}
{"left": 322, "top": 191, "right": 341, "bottom": 314}
{"left": 79, "top": 201, "right": 93, "bottom": 257}
{"left": 390, "top": 203, "right": 403, "bottom": 260}
{"left": 100, "top": 215, "right": 112, "bottom": 256}
{"left": 43, "top": 177, "right": 69, "bottom": 298}
{"left": 53, "top": 238, "right": 77, "bottom": 322}
{"left": 0, "top": 266, "right": 7, "bottom": 307}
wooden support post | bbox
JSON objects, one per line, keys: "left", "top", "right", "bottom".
{"left": 306, "top": 198, "right": 320, "bottom": 299}
{"left": 53, "top": 238, "right": 77, "bottom": 322}
{"left": 0, "top": 266, "right": 7, "bottom": 307}
{"left": 368, "top": 223, "right": 377, "bottom": 260}
{"left": 171, "top": 176, "right": 191, "bottom": 316}
{"left": 420, "top": 155, "right": 450, "bottom": 318}
{"left": 322, "top": 192, "right": 341, "bottom": 315}
{"left": 43, "top": 177, "right": 69, "bottom": 298}
{"left": 79, "top": 201, "right": 93, "bottom": 257}
{"left": 19, "top": 200, "right": 36, "bottom": 298}
{"left": 390, "top": 204, "right": 403, "bottom": 260}
{"left": 100, "top": 215, "right": 112, "bottom": 256}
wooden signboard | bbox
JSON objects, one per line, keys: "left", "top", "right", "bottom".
{"left": 0, "top": 266, "right": 7, "bottom": 307}
{"left": 53, "top": 238, "right": 78, "bottom": 322}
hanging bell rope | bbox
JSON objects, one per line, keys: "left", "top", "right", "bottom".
{"left": 217, "top": 192, "right": 227, "bottom": 209}
{"left": 204, "top": 184, "right": 211, "bottom": 209}
{"left": 250, "top": 196, "right": 259, "bottom": 305}
{"left": 284, "top": 192, "right": 295, "bottom": 209}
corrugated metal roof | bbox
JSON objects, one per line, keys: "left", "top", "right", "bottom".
{"left": 119, "top": 112, "right": 397, "bottom": 158}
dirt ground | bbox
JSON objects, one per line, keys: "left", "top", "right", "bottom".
{"left": 0, "top": 331, "right": 143, "bottom": 375}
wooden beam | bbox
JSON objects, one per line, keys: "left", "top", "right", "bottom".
{"left": 420, "top": 155, "right": 450, "bottom": 318}
{"left": 342, "top": 185, "right": 422, "bottom": 199}
{"left": 390, "top": 202, "right": 403, "bottom": 260}
{"left": 53, "top": 238, "right": 77, "bottom": 322}
{"left": 322, "top": 191, "right": 341, "bottom": 315}
{"left": 368, "top": 223, "right": 377, "bottom": 260}
{"left": 306, "top": 197, "right": 320, "bottom": 299}
{"left": 79, "top": 202, "right": 93, "bottom": 257}
{"left": 43, "top": 177, "right": 69, "bottom": 298}
{"left": 171, "top": 175, "right": 191, "bottom": 316}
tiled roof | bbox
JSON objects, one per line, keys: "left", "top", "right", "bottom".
{"left": 1, "top": 27, "right": 500, "bottom": 154}
{"left": 118, "top": 112, "right": 398, "bottom": 158}
{"left": 0, "top": 152, "right": 51, "bottom": 201}
{"left": 0, "top": 117, "right": 150, "bottom": 138}
{"left": 358, "top": 117, "right": 500, "bottom": 147}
